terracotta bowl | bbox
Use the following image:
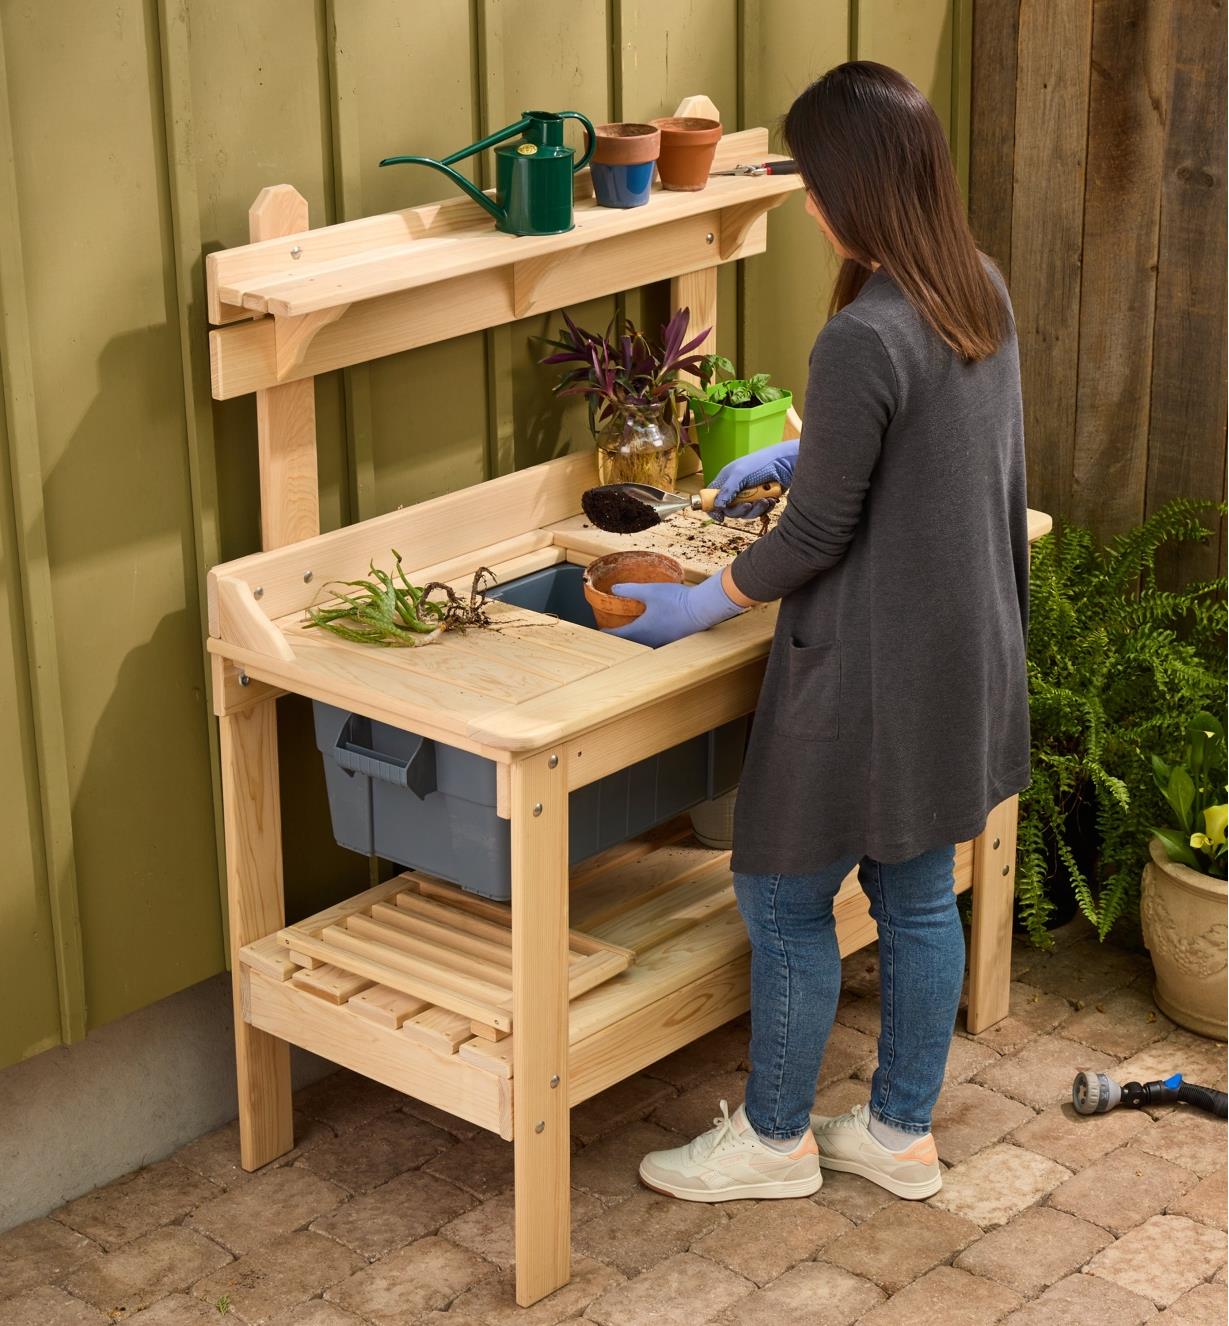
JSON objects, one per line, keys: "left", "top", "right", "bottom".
{"left": 650, "top": 116, "right": 723, "bottom": 191}
{"left": 583, "top": 551, "right": 685, "bottom": 630}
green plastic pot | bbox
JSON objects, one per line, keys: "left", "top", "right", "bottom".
{"left": 693, "top": 391, "right": 793, "bottom": 482}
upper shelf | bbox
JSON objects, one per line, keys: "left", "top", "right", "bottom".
{"left": 206, "top": 126, "right": 803, "bottom": 400}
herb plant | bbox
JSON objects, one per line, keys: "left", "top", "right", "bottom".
{"left": 1017, "top": 499, "right": 1226, "bottom": 944}
{"left": 695, "top": 353, "right": 787, "bottom": 408}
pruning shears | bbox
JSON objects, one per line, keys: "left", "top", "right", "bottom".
{"left": 711, "top": 160, "right": 799, "bottom": 177}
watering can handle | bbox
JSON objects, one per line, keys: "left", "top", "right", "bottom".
{"left": 438, "top": 117, "right": 535, "bottom": 167}
{"left": 559, "top": 111, "right": 596, "bottom": 171}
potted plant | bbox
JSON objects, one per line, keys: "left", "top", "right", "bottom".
{"left": 689, "top": 354, "right": 794, "bottom": 482}
{"left": 1141, "top": 713, "right": 1227, "bottom": 1038}
{"left": 1016, "top": 500, "right": 1227, "bottom": 946}
{"left": 539, "top": 307, "right": 710, "bottom": 489}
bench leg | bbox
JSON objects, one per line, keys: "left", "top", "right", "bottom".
{"left": 967, "top": 795, "right": 1019, "bottom": 1034}
{"left": 511, "top": 747, "right": 571, "bottom": 1307}
{"left": 220, "top": 701, "right": 294, "bottom": 1169}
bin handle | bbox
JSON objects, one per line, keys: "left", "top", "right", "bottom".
{"left": 333, "top": 717, "right": 437, "bottom": 800}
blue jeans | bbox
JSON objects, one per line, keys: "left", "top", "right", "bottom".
{"left": 733, "top": 845, "right": 963, "bottom": 1140}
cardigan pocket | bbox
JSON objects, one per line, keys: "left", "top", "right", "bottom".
{"left": 772, "top": 638, "right": 841, "bottom": 742}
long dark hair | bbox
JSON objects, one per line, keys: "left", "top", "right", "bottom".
{"left": 784, "top": 61, "right": 1008, "bottom": 362}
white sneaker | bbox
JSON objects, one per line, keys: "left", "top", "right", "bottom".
{"left": 809, "top": 1103, "right": 942, "bottom": 1199}
{"left": 640, "top": 1100, "right": 821, "bottom": 1202}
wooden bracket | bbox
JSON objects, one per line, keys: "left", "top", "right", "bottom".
{"left": 719, "top": 197, "right": 785, "bottom": 261}
{"left": 274, "top": 304, "right": 349, "bottom": 381}
{"left": 512, "top": 250, "right": 585, "bottom": 319}
{"left": 215, "top": 576, "right": 295, "bottom": 662}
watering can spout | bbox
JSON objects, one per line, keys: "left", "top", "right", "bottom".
{"left": 377, "top": 154, "right": 505, "bottom": 225}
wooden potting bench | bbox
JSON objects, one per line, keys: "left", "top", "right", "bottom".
{"left": 205, "top": 99, "right": 1052, "bottom": 1307}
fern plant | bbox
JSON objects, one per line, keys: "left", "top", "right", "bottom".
{"left": 1018, "top": 499, "right": 1227, "bottom": 945}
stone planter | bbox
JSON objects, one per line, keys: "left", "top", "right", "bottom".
{"left": 1140, "top": 836, "right": 1228, "bottom": 1038}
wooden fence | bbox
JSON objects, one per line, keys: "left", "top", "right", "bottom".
{"left": 970, "top": 0, "right": 1227, "bottom": 581}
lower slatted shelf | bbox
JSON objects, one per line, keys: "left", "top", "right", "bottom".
{"left": 237, "top": 822, "right": 974, "bottom": 1137}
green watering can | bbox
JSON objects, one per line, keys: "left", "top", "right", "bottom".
{"left": 380, "top": 110, "right": 595, "bottom": 236}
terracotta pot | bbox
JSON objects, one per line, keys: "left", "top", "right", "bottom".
{"left": 650, "top": 116, "right": 723, "bottom": 191}
{"left": 583, "top": 551, "right": 684, "bottom": 630}
{"left": 1140, "top": 836, "right": 1228, "bottom": 1039}
{"left": 593, "top": 122, "right": 661, "bottom": 166}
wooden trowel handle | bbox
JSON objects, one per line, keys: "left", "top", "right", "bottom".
{"left": 696, "top": 481, "right": 784, "bottom": 513}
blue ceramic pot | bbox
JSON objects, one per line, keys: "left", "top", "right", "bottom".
{"left": 591, "top": 123, "right": 660, "bottom": 209}
{"left": 592, "top": 159, "right": 655, "bottom": 208}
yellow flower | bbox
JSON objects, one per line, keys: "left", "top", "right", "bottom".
{"left": 1191, "top": 833, "right": 1212, "bottom": 851}
{"left": 1203, "top": 803, "right": 1227, "bottom": 846}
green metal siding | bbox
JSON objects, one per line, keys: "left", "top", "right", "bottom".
{"left": 0, "top": 0, "right": 970, "bottom": 1068}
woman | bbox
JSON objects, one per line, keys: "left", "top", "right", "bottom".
{"left": 607, "top": 61, "right": 1030, "bottom": 1202}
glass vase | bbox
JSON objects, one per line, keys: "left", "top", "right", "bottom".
{"left": 594, "top": 401, "right": 681, "bottom": 490}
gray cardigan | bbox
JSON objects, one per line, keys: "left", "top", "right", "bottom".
{"left": 728, "top": 266, "right": 1030, "bottom": 874}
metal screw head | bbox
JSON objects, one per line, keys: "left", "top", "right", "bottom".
{"left": 548, "top": 754, "right": 559, "bottom": 769}
{"left": 534, "top": 1120, "right": 545, "bottom": 1133}
{"left": 532, "top": 803, "right": 543, "bottom": 817}
{"left": 303, "top": 570, "right": 313, "bottom": 583}
{"left": 706, "top": 231, "right": 715, "bottom": 244}
{"left": 290, "top": 245, "right": 303, "bottom": 259}
{"left": 549, "top": 1074, "right": 560, "bottom": 1088}
{"left": 1001, "top": 864, "right": 1010, "bottom": 876}
{"left": 253, "top": 586, "right": 264, "bottom": 599}
{"left": 239, "top": 673, "right": 250, "bottom": 687}
{"left": 993, "top": 836, "right": 1001, "bottom": 850}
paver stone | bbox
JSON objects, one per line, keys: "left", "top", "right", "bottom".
{"left": 570, "top": 1121, "right": 685, "bottom": 1199}
{"left": 53, "top": 1161, "right": 221, "bottom": 1251}
{"left": 974, "top": 1036, "right": 1115, "bottom": 1111}
{"left": 1000, "top": 1270, "right": 1158, "bottom": 1325}
{"left": 0, "top": 1217, "right": 98, "bottom": 1300}
{"left": 449, "top": 1254, "right": 624, "bottom": 1325}
{"left": 818, "top": 1023, "right": 877, "bottom": 1085}
{"left": 584, "top": 1251, "right": 753, "bottom": 1326}
{"left": 571, "top": 1074, "right": 678, "bottom": 1145}
{"left": 63, "top": 1226, "right": 232, "bottom": 1315}
{"left": 423, "top": 1130, "right": 515, "bottom": 1199}
{"left": 324, "top": 1235, "right": 493, "bottom": 1323}
{"left": 309, "top": 1169, "right": 475, "bottom": 1260}
{"left": 1010, "top": 1101, "right": 1152, "bottom": 1170}
{"left": 440, "top": 1188, "right": 606, "bottom": 1270}
{"left": 1084, "top": 1214, "right": 1227, "bottom": 1306}
{"left": 1158, "top": 1282, "right": 1229, "bottom": 1326}
{"left": 1167, "top": 1166, "right": 1228, "bottom": 1231}
{"left": 650, "top": 1072, "right": 750, "bottom": 1139}
{"left": 857, "top": 1265, "right": 1022, "bottom": 1326}
{"left": 126, "top": 1293, "right": 238, "bottom": 1324}
{"left": 1048, "top": 1147, "right": 1198, "bottom": 1234}
{"left": 1058, "top": 987, "right": 1173, "bottom": 1057}
{"left": 1134, "top": 1108, "right": 1229, "bottom": 1177}
{"left": 691, "top": 1198, "right": 852, "bottom": 1285}
{"left": 715, "top": 1260, "right": 884, "bottom": 1325}
{"left": 644, "top": 1019, "right": 751, "bottom": 1088}
{"left": 572, "top": 1189, "right": 724, "bottom": 1276}
{"left": 292, "top": 1071, "right": 403, "bottom": 1133}
{"left": 190, "top": 1230, "right": 364, "bottom": 1323}
{"left": 0, "top": 1284, "right": 109, "bottom": 1325}
{"left": 187, "top": 1165, "right": 348, "bottom": 1255}
{"left": 931, "top": 1082, "right": 1035, "bottom": 1164}
{"left": 298, "top": 1110, "right": 451, "bottom": 1192}
{"left": 1014, "top": 938, "right": 1147, "bottom": 1002}
{"left": 810, "top": 1167, "right": 896, "bottom": 1224}
{"left": 959, "top": 984, "right": 1072, "bottom": 1054}
{"left": 824, "top": 1200, "right": 981, "bottom": 1292}
{"left": 953, "top": 1206, "right": 1112, "bottom": 1296}
{"left": 929, "top": 1143, "right": 1071, "bottom": 1228}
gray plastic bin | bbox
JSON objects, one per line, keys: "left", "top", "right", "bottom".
{"left": 312, "top": 563, "right": 747, "bottom": 900}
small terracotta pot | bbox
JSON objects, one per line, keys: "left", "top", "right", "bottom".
{"left": 593, "top": 122, "right": 661, "bottom": 166}
{"left": 650, "top": 116, "right": 723, "bottom": 191}
{"left": 583, "top": 551, "right": 684, "bottom": 630}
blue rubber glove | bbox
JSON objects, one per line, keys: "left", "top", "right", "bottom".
{"left": 604, "top": 571, "right": 746, "bottom": 647}
{"left": 709, "top": 439, "right": 800, "bottom": 520}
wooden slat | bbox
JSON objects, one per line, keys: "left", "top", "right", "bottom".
{"left": 371, "top": 899, "right": 514, "bottom": 969}
{"left": 238, "top": 934, "right": 296, "bottom": 982}
{"left": 291, "top": 964, "right": 372, "bottom": 1005}
{"left": 345, "top": 912, "right": 515, "bottom": 990}
{"left": 402, "top": 1006, "right": 476, "bottom": 1054}
{"left": 969, "top": 0, "right": 1019, "bottom": 276}
{"left": 1071, "top": 0, "right": 1169, "bottom": 539}
{"left": 1146, "top": 0, "right": 1228, "bottom": 586}
{"left": 967, "top": 797, "right": 1020, "bottom": 1033}
{"left": 1010, "top": 0, "right": 1093, "bottom": 522}
{"left": 347, "top": 985, "right": 430, "bottom": 1029}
